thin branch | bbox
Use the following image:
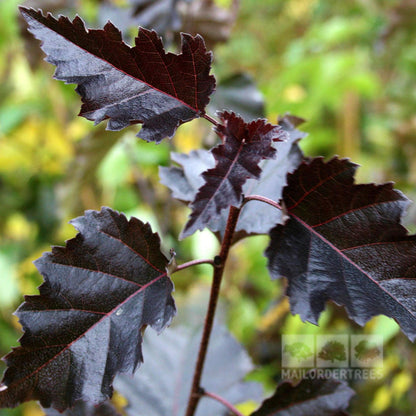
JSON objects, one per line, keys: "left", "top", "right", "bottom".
{"left": 185, "top": 206, "right": 241, "bottom": 416}
{"left": 203, "top": 390, "right": 245, "bottom": 416}
{"left": 173, "top": 259, "right": 216, "bottom": 272}
{"left": 203, "top": 113, "right": 219, "bottom": 126}
{"left": 243, "top": 194, "right": 282, "bottom": 210}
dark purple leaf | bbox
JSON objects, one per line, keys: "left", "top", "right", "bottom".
{"left": 160, "top": 115, "right": 304, "bottom": 241}
{"left": 265, "top": 157, "right": 416, "bottom": 341}
{"left": 180, "top": 111, "right": 286, "bottom": 238}
{"left": 0, "top": 207, "right": 175, "bottom": 411}
{"left": 44, "top": 400, "right": 122, "bottom": 416}
{"left": 251, "top": 376, "right": 354, "bottom": 416}
{"left": 18, "top": 0, "right": 77, "bottom": 69}
{"left": 19, "top": 7, "right": 215, "bottom": 143}
{"left": 115, "top": 324, "right": 263, "bottom": 416}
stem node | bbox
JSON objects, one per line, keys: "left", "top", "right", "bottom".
{"left": 213, "top": 255, "right": 222, "bottom": 267}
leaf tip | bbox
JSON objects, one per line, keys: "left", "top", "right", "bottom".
{"left": 179, "top": 221, "right": 199, "bottom": 240}
{"left": 178, "top": 229, "right": 190, "bottom": 241}
{"left": 18, "top": 5, "right": 34, "bottom": 20}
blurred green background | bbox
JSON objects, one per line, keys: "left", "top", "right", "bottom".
{"left": 0, "top": 0, "right": 416, "bottom": 415}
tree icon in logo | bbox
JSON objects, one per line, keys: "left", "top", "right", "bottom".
{"left": 284, "top": 341, "right": 313, "bottom": 362}
{"left": 354, "top": 340, "right": 381, "bottom": 363}
{"left": 318, "top": 340, "right": 347, "bottom": 363}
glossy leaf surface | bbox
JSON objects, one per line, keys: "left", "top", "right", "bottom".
{"left": 180, "top": 111, "right": 286, "bottom": 238}
{"left": 20, "top": 7, "right": 215, "bottom": 142}
{"left": 251, "top": 376, "right": 354, "bottom": 416}
{"left": 45, "top": 401, "right": 121, "bottom": 416}
{"left": 0, "top": 208, "right": 175, "bottom": 411}
{"left": 160, "top": 115, "right": 304, "bottom": 241}
{"left": 265, "top": 157, "right": 416, "bottom": 340}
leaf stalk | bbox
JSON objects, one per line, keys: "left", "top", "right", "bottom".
{"left": 202, "top": 389, "right": 245, "bottom": 416}
{"left": 203, "top": 113, "right": 219, "bottom": 126}
{"left": 173, "top": 259, "right": 216, "bottom": 272}
{"left": 243, "top": 194, "right": 282, "bottom": 210}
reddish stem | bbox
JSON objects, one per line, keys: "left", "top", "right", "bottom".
{"left": 203, "top": 113, "right": 219, "bottom": 126}
{"left": 243, "top": 194, "right": 282, "bottom": 210}
{"left": 184, "top": 206, "right": 241, "bottom": 416}
{"left": 174, "top": 259, "right": 216, "bottom": 272}
{"left": 203, "top": 390, "right": 245, "bottom": 416}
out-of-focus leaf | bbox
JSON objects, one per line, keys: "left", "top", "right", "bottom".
{"left": 251, "top": 376, "right": 354, "bottom": 416}
{"left": 44, "top": 400, "right": 122, "bottom": 416}
{"left": 115, "top": 324, "right": 263, "bottom": 416}
{"left": 265, "top": 157, "right": 416, "bottom": 341}
{"left": 98, "top": 0, "right": 183, "bottom": 38}
{"left": 233, "top": 115, "right": 305, "bottom": 240}
{"left": 380, "top": 0, "right": 416, "bottom": 42}
{"left": 20, "top": 7, "right": 215, "bottom": 143}
{"left": 180, "top": 111, "right": 284, "bottom": 238}
{"left": 180, "top": 0, "right": 239, "bottom": 49}
{"left": 160, "top": 148, "right": 215, "bottom": 203}
{"left": 0, "top": 207, "right": 175, "bottom": 411}
{"left": 208, "top": 73, "right": 265, "bottom": 121}
{"left": 160, "top": 115, "right": 305, "bottom": 241}
{"left": 99, "top": 0, "right": 237, "bottom": 50}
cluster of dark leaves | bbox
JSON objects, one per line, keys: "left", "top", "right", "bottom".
{"left": 1, "top": 6, "right": 416, "bottom": 416}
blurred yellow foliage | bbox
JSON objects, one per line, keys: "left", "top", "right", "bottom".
{"left": 282, "top": 84, "right": 307, "bottom": 103}
{"left": 0, "top": 117, "right": 73, "bottom": 175}
{"left": 371, "top": 384, "right": 393, "bottom": 414}
{"left": 174, "top": 121, "right": 206, "bottom": 153}
{"left": 112, "top": 391, "right": 128, "bottom": 413}
{"left": 21, "top": 402, "right": 44, "bottom": 416}
{"left": 236, "top": 399, "right": 262, "bottom": 415}
{"left": 17, "top": 248, "right": 46, "bottom": 295}
{"left": 4, "top": 213, "right": 37, "bottom": 241}
{"left": 392, "top": 371, "right": 412, "bottom": 401}
{"left": 284, "top": 0, "right": 317, "bottom": 20}
{"left": 258, "top": 297, "right": 290, "bottom": 332}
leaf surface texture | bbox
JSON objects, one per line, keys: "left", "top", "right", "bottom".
{"left": 160, "top": 115, "right": 304, "bottom": 240}
{"left": 180, "top": 111, "right": 286, "bottom": 238}
{"left": 251, "top": 376, "right": 354, "bottom": 416}
{"left": 20, "top": 7, "right": 215, "bottom": 142}
{"left": 265, "top": 157, "right": 416, "bottom": 340}
{"left": 0, "top": 207, "right": 175, "bottom": 411}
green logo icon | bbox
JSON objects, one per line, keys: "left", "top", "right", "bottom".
{"left": 354, "top": 340, "right": 381, "bottom": 363}
{"left": 284, "top": 341, "right": 314, "bottom": 362}
{"left": 318, "top": 340, "right": 347, "bottom": 363}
